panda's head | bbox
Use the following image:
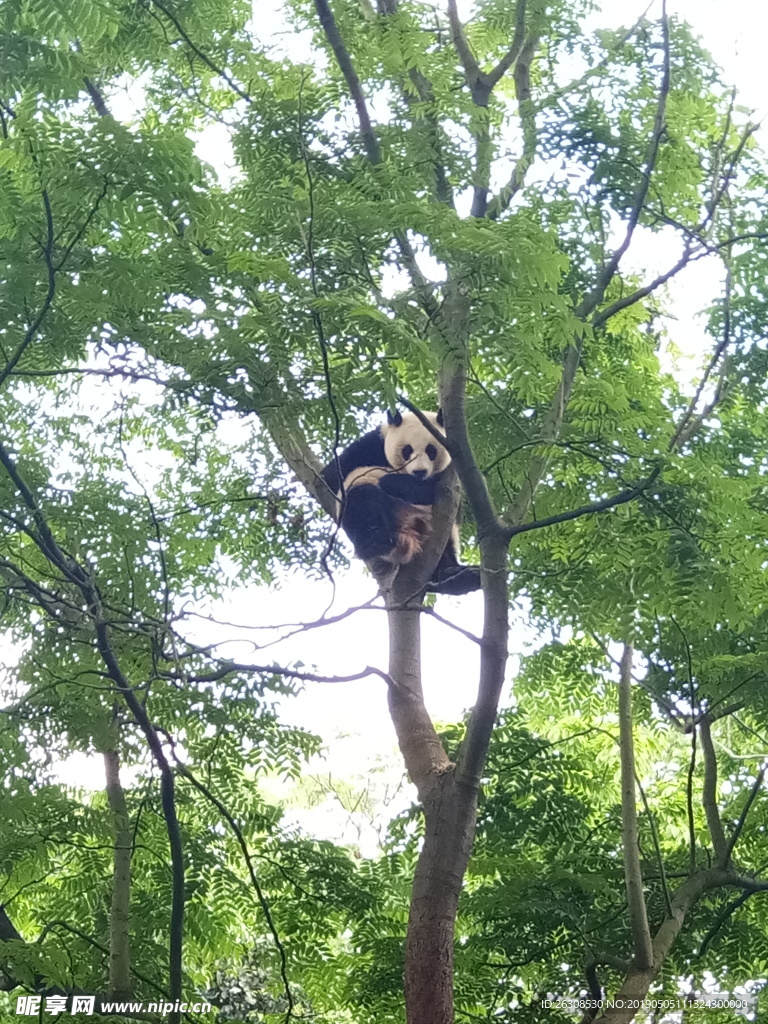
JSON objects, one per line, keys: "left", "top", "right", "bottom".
{"left": 382, "top": 409, "right": 450, "bottom": 480}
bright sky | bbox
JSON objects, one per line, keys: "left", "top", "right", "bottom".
{"left": 35, "top": 0, "right": 768, "bottom": 849}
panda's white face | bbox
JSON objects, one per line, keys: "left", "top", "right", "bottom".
{"left": 382, "top": 410, "right": 451, "bottom": 480}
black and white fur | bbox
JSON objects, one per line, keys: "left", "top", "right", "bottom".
{"left": 322, "top": 410, "right": 480, "bottom": 595}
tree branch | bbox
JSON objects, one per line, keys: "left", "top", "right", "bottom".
{"left": 508, "top": 4, "right": 670, "bottom": 527}
{"left": 314, "top": 0, "right": 381, "bottom": 164}
{"left": 636, "top": 773, "right": 673, "bottom": 917}
{"left": 585, "top": 867, "right": 768, "bottom": 1024}
{"left": 698, "top": 715, "right": 729, "bottom": 867}
{"left": 429, "top": 288, "right": 510, "bottom": 791}
{"left": 724, "top": 766, "right": 766, "bottom": 866}
{"left": 169, "top": 659, "right": 390, "bottom": 687}
{"left": 83, "top": 76, "right": 111, "bottom": 117}
{"left": 533, "top": 9, "right": 652, "bottom": 115}
{"left": 686, "top": 719, "right": 697, "bottom": 872}
{"left": 670, "top": 263, "right": 732, "bottom": 450}
{"left": 446, "top": 0, "right": 483, "bottom": 92}
{"left": 591, "top": 244, "right": 693, "bottom": 330}
{"left": 395, "top": 45, "right": 454, "bottom": 207}
{"left": 577, "top": 1, "right": 670, "bottom": 323}
{"left": 312, "top": 0, "right": 438, "bottom": 310}
{"left": 697, "top": 890, "right": 753, "bottom": 958}
{"left": 150, "top": 0, "right": 254, "bottom": 105}
{"left": 469, "top": 106, "right": 493, "bottom": 218}
{"left": 485, "top": 0, "right": 527, "bottom": 90}
{"left": 0, "top": 911, "right": 188, "bottom": 1021}
{"left": 584, "top": 961, "right": 603, "bottom": 1021}
{"left": 486, "top": 30, "right": 538, "bottom": 219}
{"left": 447, "top": 0, "right": 533, "bottom": 218}
{"left": 168, "top": 756, "right": 294, "bottom": 1019}
{"left": 503, "top": 466, "right": 661, "bottom": 541}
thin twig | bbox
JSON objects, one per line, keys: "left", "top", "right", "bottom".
{"left": 168, "top": 660, "right": 392, "bottom": 687}
{"left": 697, "top": 891, "right": 753, "bottom": 957}
{"left": 670, "top": 262, "right": 733, "bottom": 450}
{"left": 636, "top": 776, "right": 673, "bottom": 916}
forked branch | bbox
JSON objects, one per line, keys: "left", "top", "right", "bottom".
{"left": 447, "top": 0, "right": 528, "bottom": 103}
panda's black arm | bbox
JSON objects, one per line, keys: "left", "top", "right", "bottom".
{"left": 378, "top": 473, "right": 438, "bottom": 504}
{"left": 321, "top": 428, "right": 387, "bottom": 492}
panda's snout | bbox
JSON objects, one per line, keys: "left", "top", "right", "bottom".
{"left": 411, "top": 469, "right": 428, "bottom": 480}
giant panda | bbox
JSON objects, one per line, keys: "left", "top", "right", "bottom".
{"left": 321, "top": 409, "right": 481, "bottom": 595}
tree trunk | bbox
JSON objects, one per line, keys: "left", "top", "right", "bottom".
{"left": 386, "top": 577, "right": 467, "bottom": 1024}
{"left": 404, "top": 778, "right": 477, "bottom": 1024}
{"left": 104, "top": 747, "right": 132, "bottom": 999}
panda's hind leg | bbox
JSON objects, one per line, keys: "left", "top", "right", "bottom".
{"left": 427, "top": 525, "right": 482, "bottom": 595}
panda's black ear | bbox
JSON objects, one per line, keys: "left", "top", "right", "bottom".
{"left": 387, "top": 410, "right": 403, "bottom": 427}
{"left": 436, "top": 407, "right": 444, "bottom": 427}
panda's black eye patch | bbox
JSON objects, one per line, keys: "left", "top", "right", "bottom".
{"left": 426, "top": 444, "right": 437, "bottom": 461}
{"left": 401, "top": 445, "right": 414, "bottom": 462}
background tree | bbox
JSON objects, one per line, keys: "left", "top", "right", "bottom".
{"left": 2, "top": 0, "right": 768, "bottom": 1022}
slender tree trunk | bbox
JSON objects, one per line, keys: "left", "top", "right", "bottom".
{"left": 387, "top": 607, "right": 451, "bottom": 782}
{"left": 104, "top": 747, "right": 132, "bottom": 999}
{"left": 617, "top": 643, "right": 653, "bottom": 970}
